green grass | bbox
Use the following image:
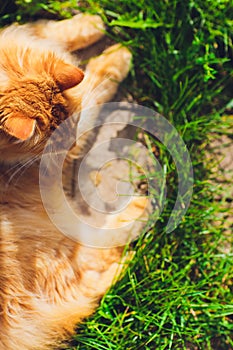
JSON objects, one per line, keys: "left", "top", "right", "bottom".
{"left": 1, "top": 1, "right": 233, "bottom": 349}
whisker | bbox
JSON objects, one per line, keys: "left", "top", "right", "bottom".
{"left": 82, "top": 75, "right": 113, "bottom": 105}
{"left": 5, "top": 154, "right": 40, "bottom": 188}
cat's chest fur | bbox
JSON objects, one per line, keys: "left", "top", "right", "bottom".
{"left": 0, "top": 163, "right": 77, "bottom": 296}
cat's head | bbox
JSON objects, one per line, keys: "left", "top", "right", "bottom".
{"left": 0, "top": 48, "right": 84, "bottom": 163}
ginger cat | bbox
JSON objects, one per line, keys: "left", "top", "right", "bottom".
{"left": 0, "top": 14, "right": 148, "bottom": 350}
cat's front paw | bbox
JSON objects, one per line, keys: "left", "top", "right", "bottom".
{"left": 101, "top": 195, "right": 151, "bottom": 246}
{"left": 86, "top": 43, "right": 132, "bottom": 83}
{"left": 70, "top": 14, "right": 105, "bottom": 49}
{"left": 106, "top": 196, "right": 149, "bottom": 228}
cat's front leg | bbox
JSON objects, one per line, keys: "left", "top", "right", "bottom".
{"left": 80, "top": 44, "right": 132, "bottom": 106}
{"left": 29, "top": 14, "right": 105, "bottom": 51}
{"left": 75, "top": 44, "right": 132, "bottom": 137}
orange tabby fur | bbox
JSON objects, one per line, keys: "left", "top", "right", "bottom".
{"left": 0, "top": 14, "right": 147, "bottom": 349}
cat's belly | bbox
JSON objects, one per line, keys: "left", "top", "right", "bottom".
{"left": 0, "top": 202, "right": 79, "bottom": 291}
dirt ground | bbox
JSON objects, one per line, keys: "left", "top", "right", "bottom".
{"left": 64, "top": 39, "right": 233, "bottom": 247}
{"left": 210, "top": 133, "right": 233, "bottom": 238}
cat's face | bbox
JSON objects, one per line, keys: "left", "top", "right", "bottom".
{"left": 0, "top": 49, "right": 84, "bottom": 163}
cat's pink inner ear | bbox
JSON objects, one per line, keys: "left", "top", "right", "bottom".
{"left": 54, "top": 61, "right": 84, "bottom": 91}
{"left": 4, "top": 114, "right": 36, "bottom": 141}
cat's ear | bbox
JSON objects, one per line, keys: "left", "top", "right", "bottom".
{"left": 4, "top": 113, "right": 36, "bottom": 141}
{"left": 53, "top": 61, "right": 84, "bottom": 91}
